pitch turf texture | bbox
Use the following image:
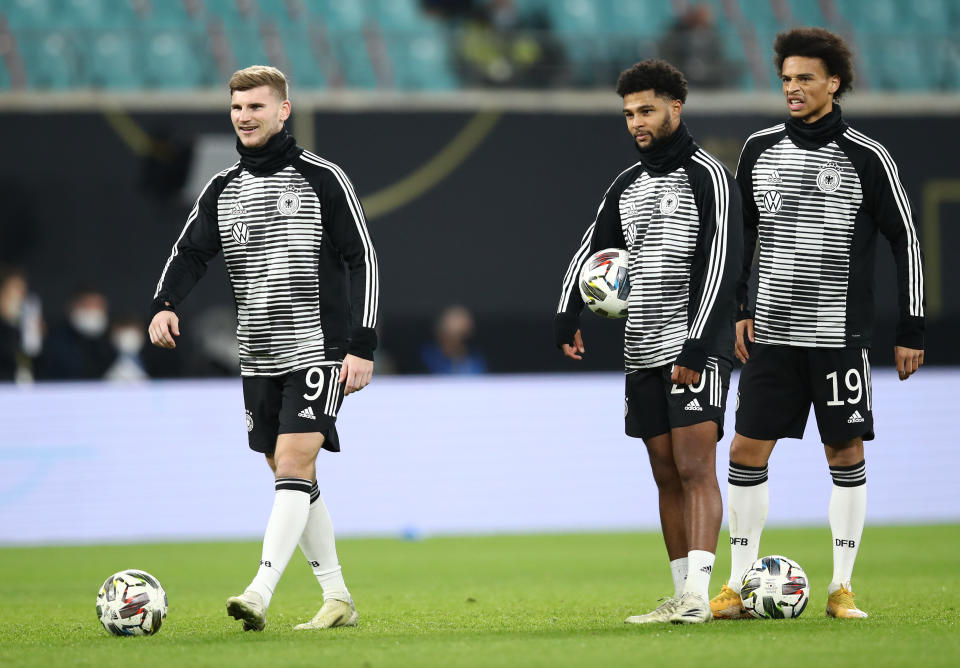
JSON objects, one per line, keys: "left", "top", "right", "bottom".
{"left": 2, "top": 526, "right": 957, "bottom": 668}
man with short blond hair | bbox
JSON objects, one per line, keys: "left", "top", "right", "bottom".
{"left": 149, "top": 65, "right": 379, "bottom": 631}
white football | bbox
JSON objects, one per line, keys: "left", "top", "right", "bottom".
{"left": 739, "top": 555, "right": 809, "bottom": 619}
{"left": 96, "top": 569, "right": 168, "bottom": 636}
{"left": 578, "top": 248, "right": 630, "bottom": 319}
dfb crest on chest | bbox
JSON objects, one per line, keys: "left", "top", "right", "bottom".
{"left": 277, "top": 183, "right": 302, "bottom": 215}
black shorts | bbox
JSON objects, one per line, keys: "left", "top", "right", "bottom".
{"left": 242, "top": 362, "right": 346, "bottom": 454}
{"left": 735, "top": 344, "right": 874, "bottom": 444}
{"left": 625, "top": 357, "right": 731, "bottom": 441}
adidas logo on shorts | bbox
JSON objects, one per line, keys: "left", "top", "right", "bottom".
{"left": 298, "top": 406, "right": 317, "bottom": 420}
{"left": 847, "top": 410, "right": 864, "bottom": 424}
{"left": 684, "top": 399, "right": 703, "bottom": 412}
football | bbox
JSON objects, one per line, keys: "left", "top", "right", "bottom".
{"left": 739, "top": 555, "right": 809, "bottom": 619}
{"left": 96, "top": 569, "right": 168, "bottom": 636}
{"left": 578, "top": 248, "right": 630, "bottom": 319}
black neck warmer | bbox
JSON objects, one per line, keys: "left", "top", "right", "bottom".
{"left": 785, "top": 105, "right": 848, "bottom": 150}
{"left": 236, "top": 128, "right": 301, "bottom": 176}
{"left": 635, "top": 120, "right": 698, "bottom": 175}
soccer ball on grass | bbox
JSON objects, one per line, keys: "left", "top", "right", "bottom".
{"left": 96, "top": 569, "right": 168, "bottom": 636}
{"left": 739, "top": 555, "right": 809, "bottom": 619}
{"left": 578, "top": 248, "right": 630, "bottom": 319}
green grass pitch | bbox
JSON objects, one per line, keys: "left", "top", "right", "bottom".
{"left": 1, "top": 526, "right": 958, "bottom": 667}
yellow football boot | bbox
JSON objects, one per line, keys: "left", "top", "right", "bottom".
{"left": 710, "top": 583, "right": 751, "bottom": 619}
{"left": 826, "top": 586, "right": 868, "bottom": 618}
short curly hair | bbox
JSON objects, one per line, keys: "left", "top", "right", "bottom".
{"left": 616, "top": 59, "right": 688, "bottom": 103}
{"left": 774, "top": 28, "right": 854, "bottom": 100}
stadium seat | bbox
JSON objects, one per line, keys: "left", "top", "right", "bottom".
{"left": 0, "top": 57, "right": 10, "bottom": 89}
{"left": 222, "top": 24, "right": 270, "bottom": 70}
{"left": 203, "top": 0, "right": 253, "bottom": 26}
{"left": 141, "top": 0, "right": 203, "bottom": 27}
{"left": 753, "top": 27, "right": 784, "bottom": 90}
{"left": 19, "top": 30, "right": 77, "bottom": 88}
{"left": 737, "top": 0, "right": 780, "bottom": 32}
{"left": 276, "top": 25, "right": 327, "bottom": 89}
{"left": 4, "top": 0, "right": 55, "bottom": 28}
{"left": 860, "top": 34, "right": 939, "bottom": 91}
{"left": 383, "top": 27, "right": 456, "bottom": 90}
{"left": 906, "top": 0, "right": 954, "bottom": 28}
{"left": 543, "top": 0, "right": 611, "bottom": 85}
{"left": 86, "top": 31, "right": 141, "bottom": 88}
{"left": 833, "top": 0, "right": 900, "bottom": 32}
{"left": 57, "top": 0, "right": 137, "bottom": 28}
{"left": 784, "top": 0, "right": 827, "bottom": 26}
{"left": 547, "top": 0, "right": 604, "bottom": 34}
{"left": 307, "top": 0, "right": 370, "bottom": 32}
{"left": 143, "top": 30, "right": 214, "bottom": 89}
{"left": 255, "top": 0, "right": 297, "bottom": 26}
{"left": 327, "top": 31, "right": 379, "bottom": 88}
{"left": 371, "top": 0, "right": 428, "bottom": 31}
{"left": 603, "top": 0, "right": 674, "bottom": 37}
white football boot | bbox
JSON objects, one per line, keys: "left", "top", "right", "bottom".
{"left": 293, "top": 598, "right": 359, "bottom": 630}
{"left": 669, "top": 592, "right": 713, "bottom": 624}
{"left": 226, "top": 590, "right": 267, "bottom": 631}
{"left": 624, "top": 597, "right": 677, "bottom": 624}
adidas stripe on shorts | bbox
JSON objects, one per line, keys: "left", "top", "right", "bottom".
{"left": 735, "top": 343, "right": 874, "bottom": 444}
{"left": 242, "top": 362, "right": 346, "bottom": 454}
{"left": 625, "top": 357, "right": 732, "bottom": 440}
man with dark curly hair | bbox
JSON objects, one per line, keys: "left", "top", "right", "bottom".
{"left": 710, "top": 27, "right": 925, "bottom": 620}
{"left": 556, "top": 59, "right": 742, "bottom": 624}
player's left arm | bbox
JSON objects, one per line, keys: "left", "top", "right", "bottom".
{"left": 674, "top": 156, "right": 744, "bottom": 385}
{"left": 319, "top": 167, "right": 379, "bottom": 395}
{"left": 862, "top": 143, "right": 926, "bottom": 381}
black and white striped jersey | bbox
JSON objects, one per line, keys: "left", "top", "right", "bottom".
{"left": 557, "top": 123, "right": 742, "bottom": 372}
{"left": 152, "top": 130, "right": 379, "bottom": 376}
{"left": 736, "top": 109, "right": 925, "bottom": 349}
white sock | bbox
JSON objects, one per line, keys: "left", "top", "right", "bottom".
{"left": 683, "top": 550, "right": 715, "bottom": 599}
{"left": 828, "top": 461, "right": 867, "bottom": 594}
{"left": 247, "top": 478, "right": 312, "bottom": 608}
{"left": 669, "top": 557, "right": 688, "bottom": 598}
{"left": 300, "top": 482, "right": 350, "bottom": 602}
{"left": 727, "top": 462, "right": 769, "bottom": 587}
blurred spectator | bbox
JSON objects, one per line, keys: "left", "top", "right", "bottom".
{"left": 420, "top": 305, "right": 487, "bottom": 374}
{"left": 454, "top": 0, "right": 566, "bottom": 88}
{"left": 658, "top": 4, "right": 739, "bottom": 89}
{"left": 38, "top": 288, "right": 116, "bottom": 380}
{"left": 0, "top": 269, "right": 30, "bottom": 381}
{"left": 105, "top": 315, "right": 150, "bottom": 383}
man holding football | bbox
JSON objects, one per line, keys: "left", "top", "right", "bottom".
{"left": 555, "top": 59, "right": 742, "bottom": 624}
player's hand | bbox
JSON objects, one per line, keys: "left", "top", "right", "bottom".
{"left": 894, "top": 346, "right": 923, "bottom": 381}
{"left": 148, "top": 310, "right": 180, "bottom": 349}
{"left": 735, "top": 318, "right": 755, "bottom": 364}
{"left": 341, "top": 354, "right": 373, "bottom": 396}
{"left": 561, "top": 329, "right": 586, "bottom": 360}
{"left": 671, "top": 364, "right": 701, "bottom": 386}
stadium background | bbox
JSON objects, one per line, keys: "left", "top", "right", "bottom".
{"left": 1, "top": 2, "right": 958, "bottom": 665}
{"left": 1, "top": 0, "right": 958, "bottom": 573}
